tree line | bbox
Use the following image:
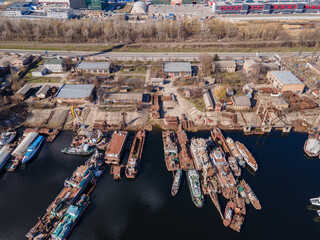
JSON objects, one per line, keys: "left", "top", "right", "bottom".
{"left": 1, "top": 18, "right": 320, "bottom": 45}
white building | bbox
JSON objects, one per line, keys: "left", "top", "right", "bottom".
{"left": 44, "top": 58, "right": 63, "bottom": 72}
{"left": 47, "top": 9, "right": 74, "bottom": 19}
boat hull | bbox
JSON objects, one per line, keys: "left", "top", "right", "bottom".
{"left": 22, "top": 137, "right": 44, "bottom": 164}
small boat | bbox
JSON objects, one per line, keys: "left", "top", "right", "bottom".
{"left": 7, "top": 159, "right": 20, "bottom": 172}
{"left": 241, "top": 179, "right": 262, "bottom": 210}
{"left": 61, "top": 144, "right": 95, "bottom": 156}
{"left": 230, "top": 213, "right": 245, "bottom": 232}
{"left": 317, "top": 210, "right": 320, "bottom": 217}
{"left": 22, "top": 136, "right": 44, "bottom": 164}
{"left": 171, "top": 169, "right": 182, "bottom": 196}
{"left": 0, "top": 131, "right": 16, "bottom": 146}
{"left": 223, "top": 201, "right": 234, "bottom": 227}
{"left": 187, "top": 169, "right": 204, "bottom": 208}
{"left": 228, "top": 156, "right": 241, "bottom": 177}
{"left": 310, "top": 197, "right": 320, "bottom": 206}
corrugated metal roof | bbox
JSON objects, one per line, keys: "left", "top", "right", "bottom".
{"left": 36, "top": 85, "right": 50, "bottom": 96}
{"left": 55, "top": 84, "right": 94, "bottom": 99}
{"left": 163, "top": 62, "right": 191, "bottom": 73}
{"left": 76, "top": 62, "right": 111, "bottom": 70}
{"left": 270, "top": 71, "right": 303, "bottom": 85}
{"left": 203, "top": 90, "right": 214, "bottom": 108}
{"left": 17, "top": 84, "right": 32, "bottom": 95}
{"left": 104, "top": 92, "right": 143, "bottom": 101}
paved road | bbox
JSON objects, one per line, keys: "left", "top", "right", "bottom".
{"left": 0, "top": 49, "right": 317, "bottom": 60}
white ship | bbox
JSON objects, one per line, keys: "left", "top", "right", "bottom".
{"left": 310, "top": 197, "right": 320, "bottom": 206}
{"left": 0, "top": 131, "right": 16, "bottom": 146}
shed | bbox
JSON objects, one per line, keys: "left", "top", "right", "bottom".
{"left": 150, "top": 78, "right": 164, "bottom": 85}
{"left": 203, "top": 89, "right": 214, "bottom": 111}
{"left": 32, "top": 65, "right": 48, "bottom": 77}
{"left": 36, "top": 85, "right": 50, "bottom": 99}
{"left": 232, "top": 96, "right": 251, "bottom": 110}
{"left": 16, "top": 84, "right": 33, "bottom": 100}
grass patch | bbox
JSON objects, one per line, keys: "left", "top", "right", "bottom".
{"left": 119, "top": 66, "right": 147, "bottom": 74}
{"left": 186, "top": 97, "right": 206, "bottom": 112}
{"left": 0, "top": 41, "right": 317, "bottom": 53}
{"left": 24, "top": 73, "right": 61, "bottom": 83}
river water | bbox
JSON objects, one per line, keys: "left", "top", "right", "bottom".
{"left": 0, "top": 129, "right": 319, "bottom": 240}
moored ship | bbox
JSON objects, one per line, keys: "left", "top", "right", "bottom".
{"left": 241, "top": 179, "right": 261, "bottom": 210}
{"left": 310, "top": 196, "right": 320, "bottom": 206}
{"left": 230, "top": 213, "right": 245, "bottom": 232}
{"left": 227, "top": 156, "right": 241, "bottom": 177}
{"left": 125, "top": 130, "right": 145, "bottom": 179}
{"left": 235, "top": 141, "right": 258, "bottom": 172}
{"left": 50, "top": 194, "right": 90, "bottom": 240}
{"left": 303, "top": 135, "right": 320, "bottom": 158}
{"left": 22, "top": 135, "right": 44, "bottom": 164}
{"left": 226, "top": 137, "right": 246, "bottom": 168}
{"left": 207, "top": 181, "right": 223, "bottom": 219}
{"left": 210, "top": 148, "right": 237, "bottom": 189}
{"left": 190, "top": 137, "right": 211, "bottom": 171}
{"left": 234, "top": 197, "right": 246, "bottom": 215}
{"left": 0, "top": 130, "right": 16, "bottom": 146}
{"left": 162, "top": 131, "right": 180, "bottom": 171}
{"left": 26, "top": 164, "right": 94, "bottom": 239}
{"left": 171, "top": 169, "right": 182, "bottom": 196}
{"left": 61, "top": 144, "right": 95, "bottom": 156}
{"left": 187, "top": 169, "right": 204, "bottom": 208}
{"left": 105, "top": 131, "right": 128, "bottom": 165}
{"left": 0, "top": 146, "right": 13, "bottom": 171}
{"left": 223, "top": 201, "right": 234, "bottom": 227}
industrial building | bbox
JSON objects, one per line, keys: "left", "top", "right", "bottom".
{"left": 232, "top": 96, "right": 251, "bottom": 110}
{"left": 76, "top": 61, "right": 111, "bottom": 74}
{"left": 267, "top": 71, "right": 305, "bottom": 93}
{"left": 212, "top": 2, "right": 320, "bottom": 14}
{"left": 215, "top": 61, "right": 236, "bottom": 73}
{"left": 55, "top": 84, "right": 94, "bottom": 103}
{"left": 103, "top": 92, "right": 143, "bottom": 104}
{"left": 149, "top": 78, "right": 164, "bottom": 85}
{"left": 44, "top": 58, "right": 64, "bottom": 73}
{"left": 163, "top": 62, "right": 192, "bottom": 77}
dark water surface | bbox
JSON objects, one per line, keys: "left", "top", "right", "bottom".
{"left": 0, "top": 130, "right": 319, "bottom": 240}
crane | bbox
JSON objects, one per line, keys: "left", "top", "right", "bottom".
{"left": 71, "top": 106, "right": 101, "bottom": 144}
